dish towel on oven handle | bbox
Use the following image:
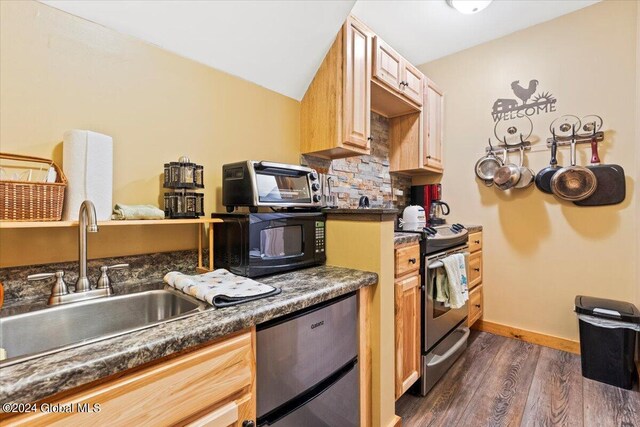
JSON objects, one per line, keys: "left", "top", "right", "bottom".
{"left": 163, "top": 269, "right": 281, "bottom": 308}
{"left": 441, "top": 253, "right": 468, "bottom": 309}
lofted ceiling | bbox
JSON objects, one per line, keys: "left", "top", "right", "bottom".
{"left": 41, "top": 0, "right": 599, "bottom": 101}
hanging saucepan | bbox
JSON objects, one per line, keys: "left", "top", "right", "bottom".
{"left": 514, "top": 146, "right": 535, "bottom": 189}
{"left": 493, "top": 148, "right": 522, "bottom": 191}
{"left": 550, "top": 134, "right": 597, "bottom": 201}
{"left": 475, "top": 139, "right": 505, "bottom": 185}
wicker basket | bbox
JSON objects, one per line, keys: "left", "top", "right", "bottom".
{"left": 0, "top": 152, "right": 67, "bottom": 221}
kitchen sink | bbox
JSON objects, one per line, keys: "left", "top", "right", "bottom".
{"left": 0, "top": 289, "right": 208, "bottom": 367}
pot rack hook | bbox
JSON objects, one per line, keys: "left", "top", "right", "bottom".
{"left": 488, "top": 138, "right": 494, "bottom": 151}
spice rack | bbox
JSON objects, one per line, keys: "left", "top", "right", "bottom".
{"left": 163, "top": 156, "right": 205, "bottom": 218}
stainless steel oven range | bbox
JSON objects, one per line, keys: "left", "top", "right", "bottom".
{"left": 401, "top": 223, "right": 471, "bottom": 396}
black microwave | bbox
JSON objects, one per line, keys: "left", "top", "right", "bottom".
{"left": 212, "top": 212, "right": 326, "bottom": 277}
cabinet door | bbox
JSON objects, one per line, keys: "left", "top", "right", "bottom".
{"left": 468, "top": 250, "right": 482, "bottom": 290}
{"left": 395, "top": 274, "right": 421, "bottom": 399}
{"left": 424, "top": 79, "right": 444, "bottom": 172}
{"left": 342, "top": 17, "right": 371, "bottom": 151}
{"left": 6, "top": 332, "right": 255, "bottom": 427}
{"left": 402, "top": 63, "right": 423, "bottom": 106}
{"left": 467, "top": 284, "right": 483, "bottom": 327}
{"left": 373, "top": 37, "right": 402, "bottom": 93}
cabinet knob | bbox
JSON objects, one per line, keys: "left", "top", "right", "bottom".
{"left": 242, "top": 421, "right": 255, "bottom": 427}
{"left": 367, "top": 136, "right": 373, "bottom": 141}
{"left": 475, "top": 304, "right": 481, "bottom": 308}
{"left": 474, "top": 240, "right": 480, "bottom": 244}
{"left": 426, "top": 155, "right": 432, "bottom": 159}
{"left": 408, "top": 258, "right": 417, "bottom": 264}
{"left": 473, "top": 268, "right": 480, "bottom": 272}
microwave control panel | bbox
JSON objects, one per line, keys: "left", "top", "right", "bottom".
{"left": 315, "top": 221, "right": 325, "bottom": 254}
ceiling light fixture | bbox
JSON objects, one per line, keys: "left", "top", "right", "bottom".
{"left": 446, "top": 0, "right": 493, "bottom": 15}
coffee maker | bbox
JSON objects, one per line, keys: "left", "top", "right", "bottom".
{"left": 410, "top": 184, "right": 450, "bottom": 225}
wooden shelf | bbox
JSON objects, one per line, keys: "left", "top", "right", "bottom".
{"left": 0, "top": 218, "right": 222, "bottom": 229}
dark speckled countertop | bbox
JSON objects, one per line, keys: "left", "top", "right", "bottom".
{"left": 0, "top": 265, "right": 377, "bottom": 405}
{"left": 466, "top": 225, "right": 483, "bottom": 233}
{"left": 393, "top": 232, "right": 421, "bottom": 246}
{"left": 394, "top": 224, "right": 482, "bottom": 247}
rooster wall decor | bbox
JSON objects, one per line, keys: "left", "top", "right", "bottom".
{"left": 491, "top": 79, "right": 557, "bottom": 122}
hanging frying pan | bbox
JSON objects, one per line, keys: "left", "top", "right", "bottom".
{"left": 535, "top": 132, "right": 560, "bottom": 194}
{"left": 574, "top": 136, "right": 625, "bottom": 206}
{"left": 550, "top": 135, "right": 597, "bottom": 201}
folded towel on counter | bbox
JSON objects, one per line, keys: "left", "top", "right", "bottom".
{"left": 442, "top": 254, "right": 468, "bottom": 309}
{"left": 163, "top": 269, "right": 281, "bottom": 308}
{"left": 111, "top": 203, "right": 165, "bottom": 220}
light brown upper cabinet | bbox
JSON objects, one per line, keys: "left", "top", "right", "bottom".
{"left": 371, "top": 36, "right": 423, "bottom": 118}
{"left": 300, "top": 16, "right": 373, "bottom": 159}
{"left": 424, "top": 78, "right": 444, "bottom": 172}
{"left": 403, "top": 62, "right": 424, "bottom": 106}
{"left": 373, "top": 38, "right": 403, "bottom": 91}
{"left": 389, "top": 77, "right": 444, "bottom": 175}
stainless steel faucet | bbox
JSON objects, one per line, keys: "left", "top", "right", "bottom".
{"left": 76, "top": 200, "right": 99, "bottom": 292}
{"left": 28, "top": 200, "right": 128, "bottom": 305}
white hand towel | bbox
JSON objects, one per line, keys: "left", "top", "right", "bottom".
{"left": 442, "top": 253, "right": 468, "bottom": 309}
{"left": 63, "top": 130, "right": 113, "bottom": 220}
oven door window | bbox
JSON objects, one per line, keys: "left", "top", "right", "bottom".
{"left": 256, "top": 173, "right": 311, "bottom": 204}
{"left": 257, "top": 225, "right": 304, "bottom": 259}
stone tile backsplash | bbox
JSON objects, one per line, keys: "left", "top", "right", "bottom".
{"left": 302, "top": 113, "right": 412, "bottom": 210}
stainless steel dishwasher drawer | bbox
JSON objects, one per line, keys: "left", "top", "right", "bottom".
{"left": 257, "top": 293, "right": 357, "bottom": 417}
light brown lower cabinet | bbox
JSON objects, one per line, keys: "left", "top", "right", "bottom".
{"left": 467, "top": 231, "right": 484, "bottom": 327}
{"left": 4, "top": 329, "right": 256, "bottom": 427}
{"left": 395, "top": 273, "right": 421, "bottom": 399}
{"left": 467, "top": 284, "right": 483, "bottom": 327}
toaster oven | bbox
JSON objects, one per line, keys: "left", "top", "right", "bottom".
{"left": 222, "top": 161, "right": 322, "bottom": 212}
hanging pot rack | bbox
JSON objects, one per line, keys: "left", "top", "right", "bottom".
{"left": 484, "top": 114, "right": 606, "bottom": 155}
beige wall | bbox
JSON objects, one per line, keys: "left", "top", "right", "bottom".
{"left": 418, "top": 0, "right": 638, "bottom": 342}
{"left": 0, "top": 1, "right": 300, "bottom": 267}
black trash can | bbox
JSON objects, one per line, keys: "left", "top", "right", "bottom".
{"left": 575, "top": 296, "right": 640, "bottom": 389}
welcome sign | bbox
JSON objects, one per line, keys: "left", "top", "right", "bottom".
{"left": 492, "top": 80, "right": 557, "bottom": 122}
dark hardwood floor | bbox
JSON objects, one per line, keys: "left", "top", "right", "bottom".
{"left": 396, "top": 331, "right": 640, "bottom": 427}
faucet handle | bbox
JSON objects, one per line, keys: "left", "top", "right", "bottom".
{"left": 96, "top": 263, "right": 129, "bottom": 290}
{"left": 28, "top": 271, "right": 69, "bottom": 300}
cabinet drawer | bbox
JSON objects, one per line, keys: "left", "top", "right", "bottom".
{"left": 7, "top": 332, "right": 254, "bottom": 427}
{"left": 395, "top": 244, "right": 420, "bottom": 277}
{"left": 467, "top": 284, "right": 483, "bottom": 327}
{"left": 468, "top": 250, "right": 482, "bottom": 289}
{"left": 468, "top": 232, "right": 482, "bottom": 253}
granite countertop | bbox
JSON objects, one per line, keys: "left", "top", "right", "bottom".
{"left": 394, "top": 224, "right": 482, "bottom": 247}
{"left": 0, "top": 265, "right": 377, "bottom": 405}
{"left": 323, "top": 208, "right": 398, "bottom": 222}
{"left": 394, "top": 232, "right": 421, "bottom": 246}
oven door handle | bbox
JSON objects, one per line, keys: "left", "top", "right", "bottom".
{"left": 427, "top": 252, "right": 470, "bottom": 270}
{"left": 425, "top": 327, "right": 470, "bottom": 368}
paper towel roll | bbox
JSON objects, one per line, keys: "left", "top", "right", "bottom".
{"left": 63, "top": 130, "right": 113, "bottom": 221}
